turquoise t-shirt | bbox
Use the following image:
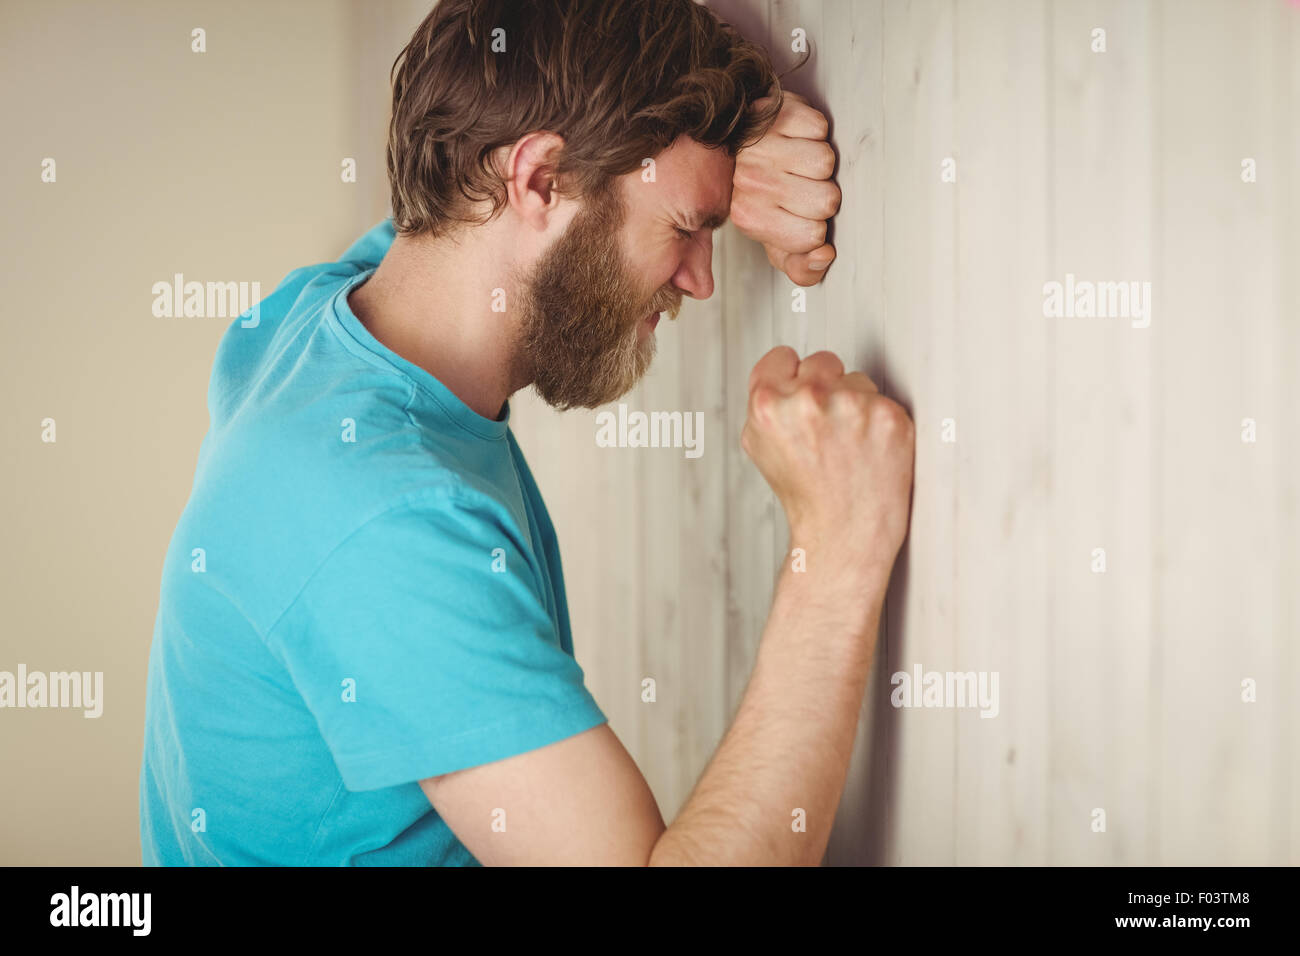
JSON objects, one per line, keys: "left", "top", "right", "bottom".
{"left": 139, "top": 220, "right": 607, "bottom": 866}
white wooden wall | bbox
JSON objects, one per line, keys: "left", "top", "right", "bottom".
{"left": 371, "top": 0, "right": 1299, "bottom": 864}
{"left": 0, "top": 0, "right": 1287, "bottom": 868}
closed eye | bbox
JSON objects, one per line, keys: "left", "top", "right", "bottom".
{"left": 675, "top": 226, "right": 693, "bottom": 240}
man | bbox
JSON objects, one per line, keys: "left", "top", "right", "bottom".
{"left": 140, "top": 0, "right": 914, "bottom": 866}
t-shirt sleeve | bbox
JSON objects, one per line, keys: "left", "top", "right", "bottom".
{"left": 264, "top": 489, "right": 608, "bottom": 792}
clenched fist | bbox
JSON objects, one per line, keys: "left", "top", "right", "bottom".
{"left": 731, "top": 91, "right": 842, "bottom": 287}
{"left": 741, "top": 347, "right": 915, "bottom": 586}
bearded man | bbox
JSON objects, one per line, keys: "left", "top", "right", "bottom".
{"left": 140, "top": 0, "right": 913, "bottom": 867}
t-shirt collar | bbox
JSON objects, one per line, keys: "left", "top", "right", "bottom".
{"left": 330, "top": 270, "right": 510, "bottom": 441}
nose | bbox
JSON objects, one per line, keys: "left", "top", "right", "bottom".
{"left": 674, "top": 229, "right": 715, "bottom": 301}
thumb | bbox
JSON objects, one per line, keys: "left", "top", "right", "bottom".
{"left": 767, "top": 243, "right": 836, "bottom": 286}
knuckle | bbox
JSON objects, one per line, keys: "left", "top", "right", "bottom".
{"left": 845, "top": 370, "right": 879, "bottom": 392}
{"left": 729, "top": 197, "right": 754, "bottom": 232}
{"left": 821, "top": 183, "right": 842, "bottom": 219}
{"left": 750, "top": 346, "right": 799, "bottom": 395}
{"left": 808, "top": 349, "right": 844, "bottom": 375}
{"left": 749, "top": 383, "right": 777, "bottom": 419}
{"left": 830, "top": 385, "right": 870, "bottom": 415}
{"left": 804, "top": 108, "right": 829, "bottom": 141}
{"left": 815, "top": 142, "right": 837, "bottom": 179}
{"left": 872, "top": 398, "right": 911, "bottom": 434}
{"left": 830, "top": 393, "right": 871, "bottom": 432}
{"left": 794, "top": 382, "right": 829, "bottom": 418}
{"left": 768, "top": 345, "right": 799, "bottom": 373}
{"left": 731, "top": 163, "right": 765, "bottom": 197}
{"left": 800, "top": 356, "right": 842, "bottom": 385}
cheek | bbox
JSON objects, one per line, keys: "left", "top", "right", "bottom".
{"left": 612, "top": 227, "right": 674, "bottom": 309}
{"left": 633, "top": 255, "right": 677, "bottom": 304}
{"left": 620, "top": 229, "right": 671, "bottom": 280}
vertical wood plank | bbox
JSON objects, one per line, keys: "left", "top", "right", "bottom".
{"left": 949, "top": 0, "right": 1052, "bottom": 866}
{"left": 768, "top": 0, "right": 829, "bottom": 364}
{"left": 820, "top": 0, "right": 888, "bottom": 866}
{"left": 633, "top": 297, "right": 687, "bottom": 814}
{"left": 720, "top": 1, "right": 780, "bottom": 719}
{"left": 877, "top": 0, "right": 960, "bottom": 865}
{"left": 671, "top": 231, "right": 732, "bottom": 819}
{"left": 1047, "top": 0, "right": 1156, "bottom": 865}
{"left": 1152, "top": 0, "right": 1289, "bottom": 864}
{"left": 770, "top": 0, "right": 828, "bottom": 580}
{"left": 1276, "top": 0, "right": 1299, "bottom": 865}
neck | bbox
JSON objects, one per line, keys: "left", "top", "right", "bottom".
{"left": 347, "top": 232, "right": 523, "bottom": 421}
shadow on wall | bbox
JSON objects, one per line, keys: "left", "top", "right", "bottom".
{"left": 863, "top": 369, "right": 913, "bottom": 865}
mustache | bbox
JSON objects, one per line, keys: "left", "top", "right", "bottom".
{"left": 647, "top": 293, "right": 683, "bottom": 317}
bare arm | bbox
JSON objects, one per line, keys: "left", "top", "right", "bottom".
{"left": 648, "top": 564, "right": 886, "bottom": 865}
{"left": 419, "top": 564, "right": 884, "bottom": 866}
{"left": 419, "top": 722, "right": 667, "bottom": 866}
{"left": 421, "top": 347, "right": 914, "bottom": 865}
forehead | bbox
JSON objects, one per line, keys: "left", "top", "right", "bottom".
{"left": 619, "top": 135, "right": 734, "bottom": 227}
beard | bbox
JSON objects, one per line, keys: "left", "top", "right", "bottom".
{"left": 512, "top": 185, "right": 680, "bottom": 410}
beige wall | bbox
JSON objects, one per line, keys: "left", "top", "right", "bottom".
{"left": 1, "top": 0, "right": 1295, "bottom": 866}
{"left": 0, "top": 0, "right": 386, "bottom": 865}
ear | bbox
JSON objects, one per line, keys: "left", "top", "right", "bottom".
{"left": 502, "top": 131, "right": 567, "bottom": 232}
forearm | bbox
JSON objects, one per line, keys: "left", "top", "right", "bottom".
{"left": 649, "top": 560, "right": 887, "bottom": 866}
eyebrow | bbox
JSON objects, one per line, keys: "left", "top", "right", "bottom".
{"left": 682, "top": 206, "right": 730, "bottom": 231}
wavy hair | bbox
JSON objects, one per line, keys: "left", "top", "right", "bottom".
{"left": 386, "top": 0, "right": 803, "bottom": 236}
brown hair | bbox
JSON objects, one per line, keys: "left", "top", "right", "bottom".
{"left": 386, "top": 0, "right": 802, "bottom": 237}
